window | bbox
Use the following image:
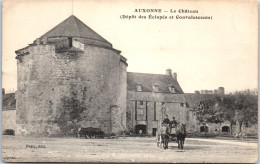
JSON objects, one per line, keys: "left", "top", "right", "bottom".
{"left": 137, "top": 85, "right": 142, "bottom": 92}
{"left": 140, "top": 101, "right": 143, "bottom": 105}
{"left": 153, "top": 85, "right": 159, "bottom": 92}
{"left": 169, "top": 86, "right": 176, "bottom": 93}
{"left": 152, "top": 128, "right": 157, "bottom": 136}
{"left": 180, "top": 103, "right": 184, "bottom": 107}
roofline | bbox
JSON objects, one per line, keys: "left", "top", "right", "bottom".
{"left": 127, "top": 72, "right": 171, "bottom": 76}
{"left": 39, "top": 15, "right": 112, "bottom": 45}
{"left": 127, "top": 90, "right": 184, "bottom": 95}
{"left": 35, "top": 36, "right": 112, "bottom": 48}
{"left": 72, "top": 15, "right": 111, "bottom": 45}
{"left": 15, "top": 39, "right": 122, "bottom": 55}
{"left": 84, "top": 43, "right": 121, "bottom": 54}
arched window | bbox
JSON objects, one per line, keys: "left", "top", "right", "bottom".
{"left": 135, "top": 124, "right": 146, "bottom": 134}
{"left": 200, "top": 126, "right": 209, "bottom": 132}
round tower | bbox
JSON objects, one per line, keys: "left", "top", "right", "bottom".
{"left": 15, "top": 15, "right": 127, "bottom": 136}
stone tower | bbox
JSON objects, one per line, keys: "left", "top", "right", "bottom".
{"left": 15, "top": 15, "right": 127, "bottom": 136}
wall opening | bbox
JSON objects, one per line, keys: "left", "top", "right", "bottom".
{"left": 135, "top": 124, "right": 146, "bottom": 135}
{"left": 222, "top": 126, "right": 230, "bottom": 133}
{"left": 200, "top": 126, "right": 209, "bottom": 133}
{"left": 152, "top": 128, "right": 157, "bottom": 136}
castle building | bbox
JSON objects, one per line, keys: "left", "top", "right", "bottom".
{"left": 198, "top": 87, "right": 225, "bottom": 95}
{"left": 125, "top": 70, "right": 227, "bottom": 135}
{"left": 126, "top": 70, "right": 186, "bottom": 135}
{"left": 15, "top": 15, "right": 127, "bottom": 136}
{"left": 12, "top": 15, "right": 256, "bottom": 137}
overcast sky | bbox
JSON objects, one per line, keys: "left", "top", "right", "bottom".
{"left": 2, "top": 0, "right": 258, "bottom": 93}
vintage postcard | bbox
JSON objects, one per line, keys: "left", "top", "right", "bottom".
{"left": 2, "top": 0, "right": 258, "bottom": 163}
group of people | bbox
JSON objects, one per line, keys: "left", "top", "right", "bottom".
{"left": 162, "top": 115, "right": 178, "bottom": 128}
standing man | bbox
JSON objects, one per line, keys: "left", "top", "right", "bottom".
{"left": 139, "top": 129, "right": 143, "bottom": 136}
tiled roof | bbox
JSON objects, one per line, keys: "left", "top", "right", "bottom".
{"left": 127, "top": 72, "right": 184, "bottom": 94}
{"left": 39, "top": 15, "right": 111, "bottom": 46}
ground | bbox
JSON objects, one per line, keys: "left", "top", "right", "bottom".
{"left": 2, "top": 135, "right": 258, "bottom": 163}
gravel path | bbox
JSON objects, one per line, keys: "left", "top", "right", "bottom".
{"left": 2, "top": 135, "right": 258, "bottom": 163}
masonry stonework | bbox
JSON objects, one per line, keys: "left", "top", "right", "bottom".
{"left": 15, "top": 16, "right": 127, "bottom": 136}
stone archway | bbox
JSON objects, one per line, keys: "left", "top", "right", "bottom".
{"left": 222, "top": 126, "right": 230, "bottom": 133}
{"left": 135, "top": 124, "right": 146, "bottom": 134}
{"left": 200, "top": 126, "right": 209, "bottom": 133}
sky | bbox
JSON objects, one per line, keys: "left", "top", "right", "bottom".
{"left": 2, "top": 0, "right": 258, "bottom": 94}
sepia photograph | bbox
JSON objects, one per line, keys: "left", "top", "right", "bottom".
{"left": 2, "top": 0, "right": 258, "bottom": 163}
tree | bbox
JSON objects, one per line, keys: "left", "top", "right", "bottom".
{"left": 194, "top": 98, "right": 223, "bottom": 137}
{"left": 215, "top": 95, "right": 236, "bottom": 134}
{"left": 216, "top": 90, "right": 257, "bottom": 134}
{"left": 232, "top": 91, "right": 258, "bottom": 133}
{"left": 194, "top": 90, "right": 258, "bottom": 136}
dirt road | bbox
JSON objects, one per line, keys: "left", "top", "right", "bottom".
{"left": 2, "top": 135, "right": 258, "bottom": 163}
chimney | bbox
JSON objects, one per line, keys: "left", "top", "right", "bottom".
{"left": 218, "top": 87, "right": 225, "bottom": 95}
{"left": 166, "top": 68, "right": 172, "bottom": 75}
{"left": 173, "top": 72, "right": 177, "bottom": 80}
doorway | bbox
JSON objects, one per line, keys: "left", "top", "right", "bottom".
{"left": 222, "top": 126, "right": 230, "bottom": 133}
{"left": 135, "top": 124, "right": 146, "bottom": 134}
{"left": 152, "top": 128, "right": 157, "bottom": 136}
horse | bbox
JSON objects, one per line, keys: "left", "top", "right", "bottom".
{"left": 176, "top": 124, "right": 187, "bottom": 150}
{"left": 160, "top": 124, "right": 170, "bottom": 149}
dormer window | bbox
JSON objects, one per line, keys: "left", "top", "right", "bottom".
{"left": 169, "top": 86, "right": 176, "bottom": 93}
{"left": 180, "top": 102, "right": 188, "bottom": 108}
{"left": 137, "top": 85, "right": 142, "bottom": 92}
{"left": 153, "top": 85, "right": 159, "bottom": 92}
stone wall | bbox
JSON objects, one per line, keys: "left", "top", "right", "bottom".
{"left": 127, "top": 91, "right": 258, "bottom": 135}
{"left": 2, "top": 110, "right": 16, "bottom": 134}
{"left": 16, "top": 42, "right": 127, "bottom": 136}
{"left": 118, "top": 59, "right": 127, "bottom": 131}
{"left": 127, "top": 91, "right": 189, "bottom": 135}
